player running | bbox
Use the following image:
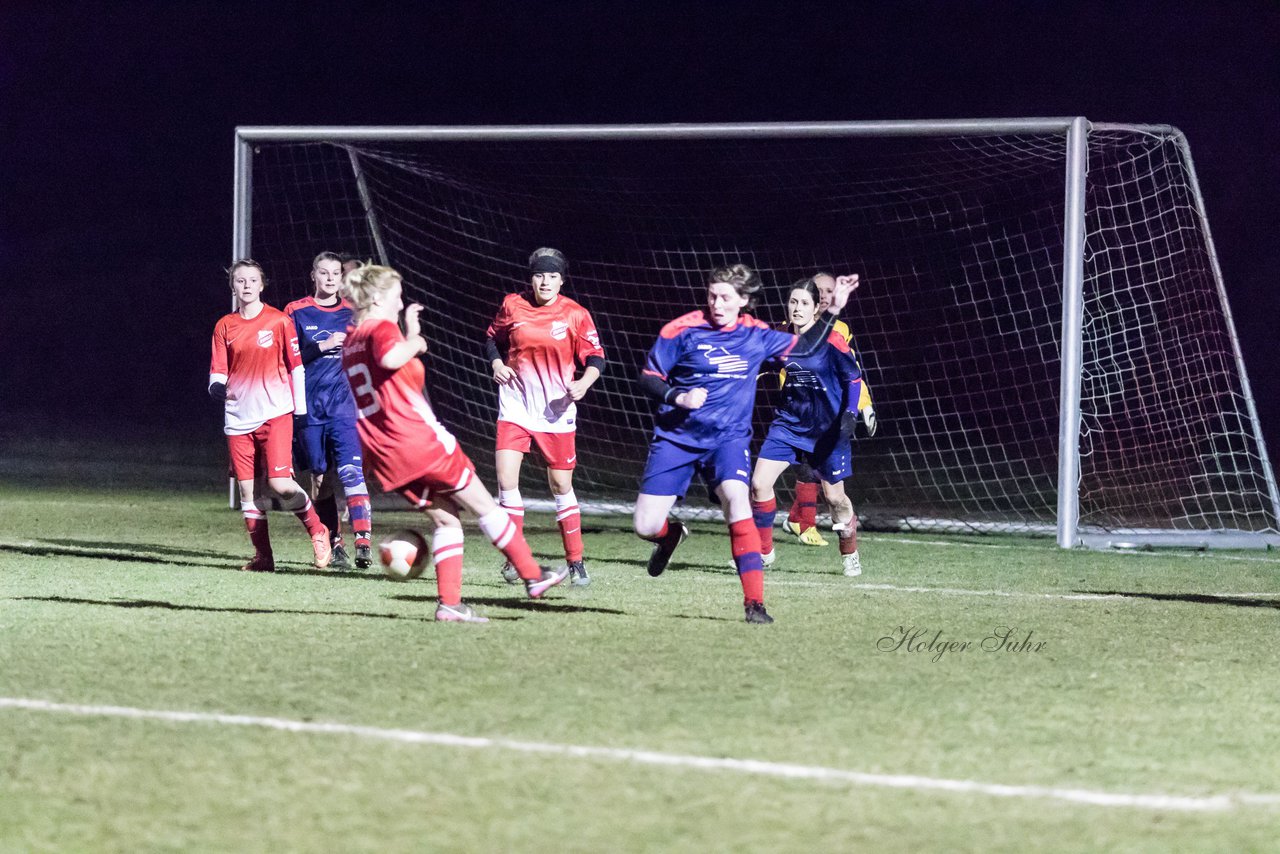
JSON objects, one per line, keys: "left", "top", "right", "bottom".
{"left": 782, "top": 272, "right": 877, "bottom": 546}
{"left": 284, "top": 251, "right": 373, "bottom": 570}
{"left": 634, "top": 263, "right": 857, "bottom": 624}
{"left": 209, "top": 259, "right": 332, "bottom": 572}
{"left": 485, "top": 248, "right": 606, "bottom": 587}
{"left": 342, "top": 264, "right": 568, "bottom": 623}
{"left": 750, "top": 276, "right": 865, "bottom": 576}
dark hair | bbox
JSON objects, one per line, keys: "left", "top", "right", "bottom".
{"left": 707, "top": 263, "right": 762, "bottom": 311}
{"left": 312, "top": 251, "right": 343, "bottom": 270}
{"left": 789, "top": 277, "right": 822, "bottom": 306}
{"left": 529, "top": 247, "right": 568, "bottom": 275}
{"left": 227, "top": 258, "right": 266, "bottom": 286}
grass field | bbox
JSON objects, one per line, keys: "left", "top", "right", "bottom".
{"left": 2, "top": 432, "right": 1279, "bottom": 851}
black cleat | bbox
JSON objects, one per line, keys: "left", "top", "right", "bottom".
{"left": 646, "top": 521, "right": 689, "bottom": 577}
{"left": 329, "top": 544, "right": 353, "bottom": 570}
{"left": 744, "top": 600, "right": 774, "bottom": 624}
{"left": 354, "top": 541, "right": 373, "bottom": 569}
{"left": 567, "top": 559, "right": 591, "bottom": 587}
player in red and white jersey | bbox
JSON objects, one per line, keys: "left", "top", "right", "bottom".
{"left": 484, "top": 248, "right": 605, "bottom": 586}
{"left": 342, "top": 264, "right": 568, "bottom": 623}
{"left": 208, "top": 259, "right": 332, "bottom": 572}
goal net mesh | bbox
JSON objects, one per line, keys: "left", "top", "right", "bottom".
{"left": 243, "top": 128, "right": 1276, "bottom": 535}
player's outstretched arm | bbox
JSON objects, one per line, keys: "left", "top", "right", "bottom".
{"left": 378, "top": 304, "right": 428, "bottom": 371}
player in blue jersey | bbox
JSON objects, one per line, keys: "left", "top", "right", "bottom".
{"left": 750, "top": 277, "right": 865, "bottom": 577}
{"left": 635, "top": 263, "right": 857, "bottom": 624}
{"left": 284, "top": 251, "right": 374, "bottom": 569}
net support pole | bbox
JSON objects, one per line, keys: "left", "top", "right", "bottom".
{"left": 347, "top": 148, "right": 390, "bottom": 265}
{"left": 229, "top": 134, "right": 254, "bottom": 508}
{"left": 1056, "top": 117, "right": 1089, "bottom": 548}
{"left": 1172, "top": 130, "right": 1280, "bottom": 524}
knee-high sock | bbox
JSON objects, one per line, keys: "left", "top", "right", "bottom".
{"left": 751, "top": 497, "right": 777, "bottom": 554}
{"left": 316, "top": 492, "right": 342, "bottom": 543}
{"left": 638, "top": 518, "right": 671, "bottom": 543}
{"left": 792, "top": 481, "right": 820, "bottom": 530}
{"left": 432, "top": 526, "right": 464, "bottom": 606}
{"left": 337, "top": 464, "right": 372, "bottom": 542}
{"left": 499, "top": 487, "right": 525, "bottom": 538}
{"left": 280, "top": 491, "right": 326, "bottom": 537}
{"left": 477, "top": 506, "right": 540, "bottom": 581}
{"left": 554, "top": 490, "right": 584, "bottom": 562}
{"left": 838, "top": 515, "right": 859, "bottom": 554}
{"left": 242, "top": 501, "right": 272, "bottom": 557}
{"left": 729, "top": 518, "right": 765, "bottom": 603}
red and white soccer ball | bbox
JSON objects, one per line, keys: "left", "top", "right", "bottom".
{"left": 379, "top": 529, "right": 429, "bottom": 581}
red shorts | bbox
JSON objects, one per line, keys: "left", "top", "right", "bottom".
{"left": 394, "top": 446, "right": 476, "bottom": 509}
{"left": 495, "top": 420, "right": 577, "bottom": 470}
{"left": 227, "top": 414, "right": 294, "bottom": 481}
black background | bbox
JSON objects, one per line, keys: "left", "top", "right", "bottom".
{"left": 3, "top": 1, "right": 1276, "bottom": 457}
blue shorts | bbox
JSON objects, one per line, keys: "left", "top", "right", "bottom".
{"left": 639, "top": 436, "right": 752, "bottom": 498}
{"left": 295, "top": 419, "right": 364, "bottom": 476}
{"left": 758, "top": 426, "right": 852, "bottom": 484}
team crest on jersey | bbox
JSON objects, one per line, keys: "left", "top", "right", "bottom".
{"left": 257, "top": 329, "right": 274, "bottom": 348}
{"left": 550, "top": 321, "right": 569, "bottom": 341}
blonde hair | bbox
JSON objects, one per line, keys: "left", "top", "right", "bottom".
{"left": 708, "top": 263, "right": 762, "bottom": 311}
{"left": 342, "top": 264, "right": 402, "bottom": 317}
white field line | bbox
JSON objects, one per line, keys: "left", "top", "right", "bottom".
{"left": 1, "top": 697, "right": 1276, "bottom": 813}
{"left": 874, "top": 535, "right": 1280, "bottom": 564}
{"left": 761, "top": 579, "right": 1280, "bottom": 601}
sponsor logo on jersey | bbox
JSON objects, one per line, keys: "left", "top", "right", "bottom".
{"left": 258, "top": 329, "right": 275, "bottom": 348}
{"left": 550, "top": 321, "right": 569, "bottom": 341}
{"left": 703, "top": 346, "right": 749, "bottom": 376}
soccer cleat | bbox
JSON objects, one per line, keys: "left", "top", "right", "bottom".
{"left": 500, "top": 560, "right": 522, "bottom": 584}
{"left": 567, "top": 559, "right": 591, "bottom": 587}
{"left": 842, "top": 550, "right": 863, "bottom": 577}
{"left": 647, "top": 521, "right": 689, "bottom": 577}
{"left": 744, "top": 600, "right": 774, "bottom": 624}
{"left": 354, "top": 541, "right": 373, "bottom": 569}
{"left": 796, "top": 526, "right": 829, "bottom": 547}
{"left": 329, "top": 543, "right": 352, "bottom": 570}
{"left": 782, "top": 519, "right": 804, "bottom": 537}
{"left": 240, "top": 554, "right": 275, "bottom": 572}
{"left": 525, "top": 565, "right": 570, "bottom": 599}
{"left": 435, "top": 602, "right": 490, "bottom": 623}
{"left": 311, "top": 527, "right": 333, "bottom": 568}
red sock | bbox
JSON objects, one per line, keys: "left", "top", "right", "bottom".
{"left": 639, "top": 519, "right": 670, "bottom": 543}
{"left": 839, "top": 516, "right": 859, "bottom": 554}
{"left": 479, "top": 507, "right": 541, "bottom": 581}
{"left": 555, "top": 490, "right": 584, "bottom": 562}
{"left": 432, "top": 527, "right": 464, "bottom": 607}
{"left": 729, "top": 518, "right": 765, "bottom": 602}
{"left": 794, "top": 481, "right": 820, "bottom": 530}
{"left": 243, "top": 508, "right": 271, "bottom": 557}
{"left": 283, "top": 493, "right": 326, "bottom": 537}
{"left": 347, "top": 494, "right": 372, "bottom": 544}
{"left": 751, "top": 498, "right": 777, "bottom": 553}
{"left": 499, "top": 488, "right": 525, "bottom": 538}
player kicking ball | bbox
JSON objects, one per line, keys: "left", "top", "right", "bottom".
{"left": 341, "top": 264, "right": 568, "bottom": 623}
{"left": 634, "top": 263, "right": 857, "bottom": 623}
{"left": 209, "top": 260, "right": 332, "bottom": 572}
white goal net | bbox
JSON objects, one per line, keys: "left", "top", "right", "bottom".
{"left": 234, "top": 121, "right": 1279, "bottom": 548}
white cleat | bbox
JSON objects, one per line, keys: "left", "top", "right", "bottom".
{"left": 842, "top": 550, "right": 863, "bottom": 577}
{"left": 435, "top": 602, "right": 490, "bottom": 623}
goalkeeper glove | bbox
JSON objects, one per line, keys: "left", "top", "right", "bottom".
{"left": 858, "top": 406, "right": 878, "bottom": 438}
{"left": 209, "top": 382, "right": 226, "bottom": 405}
{"left": 839, "top": 409, "right": 860, "bottom": 439}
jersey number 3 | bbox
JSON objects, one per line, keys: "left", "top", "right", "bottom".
{"left": 347, "top": 363, "right": 381, "bottom": 418}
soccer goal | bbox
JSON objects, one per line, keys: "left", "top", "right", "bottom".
{"left": 232, "top": 119, "right": 1279, "bottom": 549}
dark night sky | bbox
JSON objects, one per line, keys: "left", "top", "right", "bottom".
{"left": 3, "top": 1, "right": 1277, "bottom": 454}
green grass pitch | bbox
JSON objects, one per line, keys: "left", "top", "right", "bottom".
{"left": 1, "top": 435, "right": 1278, "bottom": 851}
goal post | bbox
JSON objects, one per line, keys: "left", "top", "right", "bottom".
{"left": 231, "top": 119, "right": 1280, "bottom": 549}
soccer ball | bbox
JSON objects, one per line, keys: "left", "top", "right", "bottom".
{"left": 379, "top": 529, "right": 429, "bottom": 581}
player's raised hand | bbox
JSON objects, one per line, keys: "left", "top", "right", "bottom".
{"left": 403, "top": 303, "right": 424, "bottom": 338}
{"left": 675, "top": 387, "right": 708, "bottom": 410}
{"left": 492, "top": 360, "right": 518, "bottom": 385}
{"left": 828, "top": 274, "right": 860, "bottom": 314}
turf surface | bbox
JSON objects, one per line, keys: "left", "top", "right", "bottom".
{"left": 1, "top": 436, "right": 1278, "bottom": 851}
